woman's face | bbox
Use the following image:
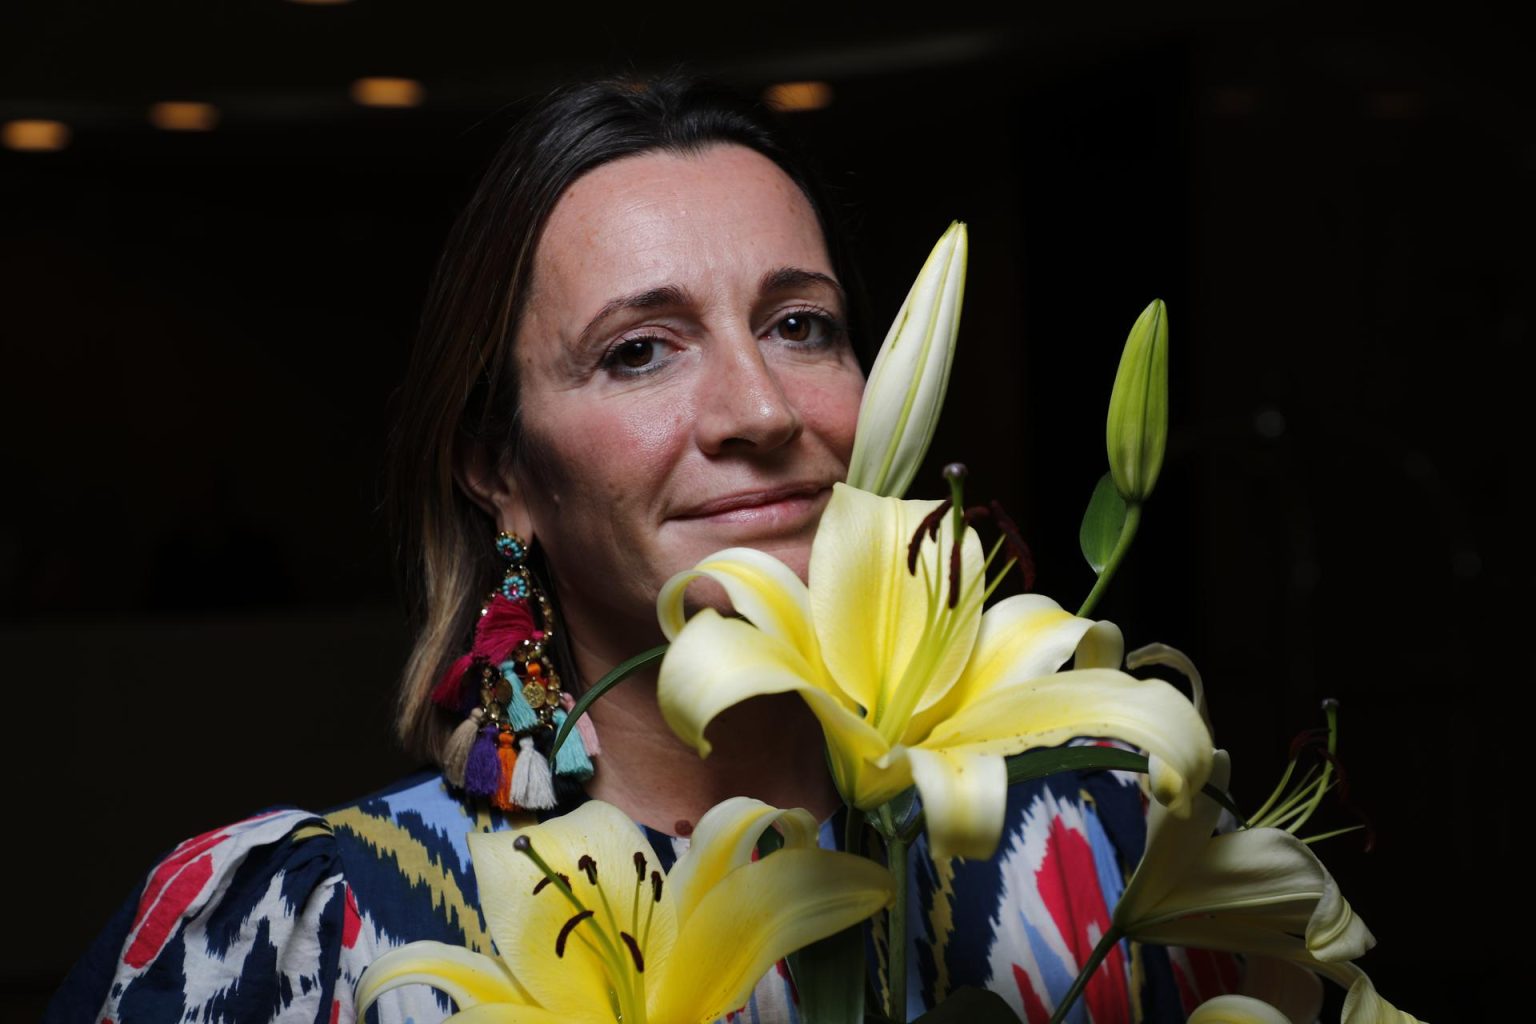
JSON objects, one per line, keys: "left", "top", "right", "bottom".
{"left": 495, "top": 144, "right": 865, "bottom": 651}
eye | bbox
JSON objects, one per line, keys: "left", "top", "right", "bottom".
{"left": 769, "top": 310, "right": 844, "bottom": 348}
{"left": 605, "top": 336, "right": 663, "bottom": 373}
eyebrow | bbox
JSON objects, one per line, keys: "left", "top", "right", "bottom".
{"left": 760, "top": 266, "right": 845, "bottom": 306}
{"left": 576, "top": 285, "right": 691, "bottom": 349}
{"left": 574, "top": 267, "right": 845, "bottom": 349}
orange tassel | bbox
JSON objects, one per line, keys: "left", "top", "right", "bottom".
{"left": 492, "top": 731, "right": 520, "bottom": 811}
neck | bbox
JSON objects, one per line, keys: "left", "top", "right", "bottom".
{"left": 565, "top": 624, "right": 838, "bottom": 836}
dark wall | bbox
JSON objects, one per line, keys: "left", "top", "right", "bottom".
{"left": 3, "top": 8, "right": 1524, "bottom": 1019}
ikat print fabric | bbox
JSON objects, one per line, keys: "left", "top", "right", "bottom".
{"left": 47, "top": 766, "right": 1236, "bottom": 1023}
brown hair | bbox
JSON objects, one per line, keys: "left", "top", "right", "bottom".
{"left": 386, "top": 75, "right": 864, "bottom": 763}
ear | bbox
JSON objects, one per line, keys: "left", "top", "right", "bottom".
{"left": 457, "top": 441, "right": 535, "bottom": 542}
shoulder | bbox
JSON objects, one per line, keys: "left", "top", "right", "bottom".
{"left": 48, "top": 807, "right": 346, "bottom": 1024}
{"left": 48, "top": 770, "right": 521, "bottom": 1024}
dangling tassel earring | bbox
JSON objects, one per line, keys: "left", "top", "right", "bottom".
{"left": 433, "top": 530, "right": 597, "bottom": 809}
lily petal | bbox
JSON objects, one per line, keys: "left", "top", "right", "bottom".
{"left": 1115, "top": 751, "right": 1232, "bottom": 930}
{"left": 925, "top": 667, "right": 1213, "bottom": 816}
{"left": 355, "top": 941, "right": 526, "bottom": 1018}
{"left": 657, "top": 546, "right": 817, "bottom": 660}
{"left": 911, "top": 594, "right": 1122, "bottom": 737}
{"left": 665, "top": 797, "right": 820, "bottom": 927}
{"left": 647, "top": 849, "right": 895, "bottom": 1024}
{"left": 441, "top": 1006, "right": 576, "bottom": 1024}
{"left": 1125, "top": 826, "right": 1374, "bottom": 965}
{"left": 811, "top": 484, "right": 982, "bottom": 723}
{"left": 657, "top": 610, "right": 837, "bottom": 758}
{"left": 1341, "top": 972, "right": 1426, "bottom": 1024}
{"left": 468, "top": 804, "right": 678, "bottom": 1020}
{"left": 1188, "top": 994, "right": 1294, "bottom": 1024}
{"left": 903, "top": 745, "right": 1008, "bottom": 862}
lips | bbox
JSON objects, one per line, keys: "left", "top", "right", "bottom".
{"left": 671, "top": 483, "right": 830, "bottom": 523}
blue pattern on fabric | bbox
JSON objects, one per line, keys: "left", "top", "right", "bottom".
{"left": 50, "top": 765, "right": 1235, "bottom": 1023}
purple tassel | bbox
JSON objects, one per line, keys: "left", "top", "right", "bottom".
{"left": 464, "top": 725, "right": 502, "bottom": 797}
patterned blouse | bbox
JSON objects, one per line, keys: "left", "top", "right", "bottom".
{"left": 47, "top": 766, "right": 1236, "bottom": 1023}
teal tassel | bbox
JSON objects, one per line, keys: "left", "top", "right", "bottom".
{"left": 552, "top": 708, "right": 595, "bottom": 781}
{"left": 500, "top": 664, "right": 538, "bottom": 732}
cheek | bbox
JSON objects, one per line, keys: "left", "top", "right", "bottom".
{"left": 518, "top": 392, "right": 693, "bottom": 516}
{"left": 798, "top": 366, "right": 865, "bottom": 458}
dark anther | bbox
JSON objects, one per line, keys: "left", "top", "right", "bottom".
{"left": 555, "top": 910, "right": 594, "bottom": 957}
{"left": 578, "top": 854, "right": 598, "bottom": 885}
{"left": 908, "top": 499, "right": 953, "bottom": 574}
{"left": 948, "top": 539, "right": 962, "bottom": 608}
{"left": 620, "top": 931, "right": 646, "bottom": 973}
{"left": 513, "top": 836, "right": 531, "bottom": 852}
{"left": 989, "top": 501, "right": 1036, "bottom": 593}
{"left": 650, "top": 869, "right": 663, "bottom": 903}
{"left": 633, "top": 851, "right": 647, "bottom": 882}
{"left": 531, "top": 873, "right": 570, "bottom": 896}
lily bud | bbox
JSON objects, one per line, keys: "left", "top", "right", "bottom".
{"left": 1105, "top": 298, "right": 1169, "bottom": 502}
{"left": 846, "top": 221, "right": 967, "bottom": 498}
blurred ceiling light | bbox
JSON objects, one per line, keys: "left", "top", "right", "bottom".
{"left": 763, "top": 81, "right": 833, "bottom": 113}
{"left": 350, "top": 77, "right": 424, "bottom": 108}
{"left": 3, "top": 119, "right": 70, "bottom": 152}
{"left": 149, "top": 101, "right": 220, "bottom": 132}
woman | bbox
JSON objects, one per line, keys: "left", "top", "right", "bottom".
{"left": 48, "top": 77, "right": 1227, "bottom": 1024}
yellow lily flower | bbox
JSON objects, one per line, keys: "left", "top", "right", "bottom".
{"left": 1112, "top": 750, "right": 1376, "bottom": 987}
{"left": 656, "top": 482, "right": 1214, "bottom": 862}
{"left": 355, "top": 797, "right": 893, "bottom": 1023}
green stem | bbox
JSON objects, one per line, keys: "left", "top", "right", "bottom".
{"left": 1045, "top": 926, "right": 1123, "bottom": 1024}
{"left": 1077, "top": 503, "right": 1142, "bottom": 618}
{"left": 886, "top": 833, "right": 909, "bottom": 1023}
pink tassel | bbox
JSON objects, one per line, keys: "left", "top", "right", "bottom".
{"left": 560, "top": 692, "right": 601, "bottom": 757}
{"left": 473, "top": 596, "right": 536, "bottom": 663}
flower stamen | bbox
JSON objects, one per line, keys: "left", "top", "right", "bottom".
{"left": 620, "top": 932, "right": 646, "bottom": 972}
{"left": 555, "top": 910, "right": 595, "bottom": 957}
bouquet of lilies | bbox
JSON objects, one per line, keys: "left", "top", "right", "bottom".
{"left": 356, "top": 226, "right": 1427, "bottom": 1024}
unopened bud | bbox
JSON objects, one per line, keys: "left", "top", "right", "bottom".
{"left": 846, "top": 221, "right": 967, "bottom": 497}
{"left": 1105, "top": 298, "right": 1169, "bottom": 502}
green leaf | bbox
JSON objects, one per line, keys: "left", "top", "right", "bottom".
{"left": 1079, "top": 471, "right": 1128, "bottom": 574}
{"left": 1005, "top": 746, "right": 1245, "bottom": 823}
{"left": 549, "top": 643, "right": 667, "bottom": 758}
{"left": 787, "top": 923, "right": 868, "bottom": 1024}
{"left": 1006, "top": 745, "right": 1149, "bottom": 785}
{"left": 910, "top": 986, "right": 1022, "bottom": 1024}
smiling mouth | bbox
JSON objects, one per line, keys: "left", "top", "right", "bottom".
{"left": 672, "top": 484, "right": 831, "bottom": 528}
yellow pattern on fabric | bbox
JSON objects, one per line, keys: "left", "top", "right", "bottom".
{"left": 925, "top": 854, "right": 958, "bottom": 999}
{"left": 325, "top": 806, "right": 493, "bottom": 954}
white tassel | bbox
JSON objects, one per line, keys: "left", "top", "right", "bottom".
{"left": 511, "top": 735, "right": 556, "bottom": 810}
{"left": 442, "top": 708, "right": 483, "bottom": 789}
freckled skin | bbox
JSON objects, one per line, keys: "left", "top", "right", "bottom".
{"left": 493, "top": 145, "right": 865, "bottom": 672}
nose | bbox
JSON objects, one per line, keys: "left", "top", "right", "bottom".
{"left": 694, "top": 336, "right": 803, "bottom": 455}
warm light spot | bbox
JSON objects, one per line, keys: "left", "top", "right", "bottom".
{"left": 149, "top": 102, "right": 220, "bottom": 132}
{"left": 350, "top": 77, "right": 424, "bottom": 108}
{"left": 763, "top": 81, "right": 833, "bottom": 113}
{"left": 3, "top": 119, "right": 70, "bottom": 152}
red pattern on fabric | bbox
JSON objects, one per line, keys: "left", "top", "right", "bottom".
{"left": 128, "top": 827, "right": 227, "bottom": 934}
{"left": 1033, "top": 817, "right": 1131, "bottom": 1024}
{"left": 123, "top": 854, "right": 214, "bottom": 968}
{"left": 342, "top": 883, "right": 362, "bottom": 949}
{"left": 1012, "top": 963, "right": 1052, "bottom": 1024}
{"left": 329, "top": 998, "right": 340, "bottom": 1024}
{"left": 1183, "top": 948, "right": 1240, "bottom": 1007}
{"left": 1170, "top": 951, "right": 1198, "bottom": 1012}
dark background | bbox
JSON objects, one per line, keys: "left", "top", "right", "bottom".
{"left": 2, "top": 2, "right": 1524, "bottom": 1019}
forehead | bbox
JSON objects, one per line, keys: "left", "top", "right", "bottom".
{"left": 526, "top": 144, "right": 834, "bottom": 317}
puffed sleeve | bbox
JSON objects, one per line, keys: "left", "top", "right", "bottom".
{"left": 46, "top": 809, "right": 356, "bottom": 1024}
